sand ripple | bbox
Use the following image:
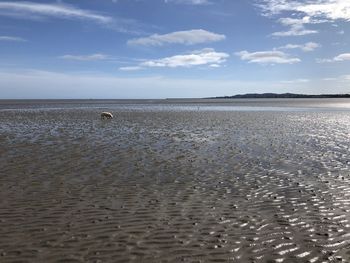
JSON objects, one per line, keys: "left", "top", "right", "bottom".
{"left": 1, "top": 109, "right": 350, "bottom": 262}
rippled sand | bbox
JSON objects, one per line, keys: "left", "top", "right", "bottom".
{"left": 1, "top": 105, "right": 350, "bottom": 262}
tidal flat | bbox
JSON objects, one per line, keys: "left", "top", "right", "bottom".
{"left": 1, "top": 99, "right": 350, "bottom": 262}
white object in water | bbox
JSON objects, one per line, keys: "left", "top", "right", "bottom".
{"left": 101, "top": 112, "right": 113, "bottom": 119}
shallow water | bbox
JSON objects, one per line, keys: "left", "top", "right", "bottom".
{"left": 1, "top": 99, "right": 350, "bottom": 262}
{"left": 1, "top": 98, "right": 350, "bottom": 111}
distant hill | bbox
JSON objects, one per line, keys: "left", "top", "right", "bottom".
{"left": 211, "top": 93, "right": 350, "bottom": 99}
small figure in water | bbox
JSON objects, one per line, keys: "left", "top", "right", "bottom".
{"left": 101, "top": 112, "right": 113, "bottom": 120}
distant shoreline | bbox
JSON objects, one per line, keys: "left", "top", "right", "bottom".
{"left": 1, "top": 94, "right": 350, "bottom": 101}
{"left": 209, "top": 93, "right": 350, "bottom": 99}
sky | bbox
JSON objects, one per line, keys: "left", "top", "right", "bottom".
{"left": 0, "top": 0, "right": 350, "bottom": 99}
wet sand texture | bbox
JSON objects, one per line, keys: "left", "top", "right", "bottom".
{"left": 1, "top": 109, "right": 350, "bottom": 262}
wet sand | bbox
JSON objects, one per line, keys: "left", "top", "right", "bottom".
{"left": 1, "top": 102, "right": 350, "bottom": 262}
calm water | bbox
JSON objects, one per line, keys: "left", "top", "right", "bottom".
{"left": 1, "top": 98, "right": 350, "bottom": 111}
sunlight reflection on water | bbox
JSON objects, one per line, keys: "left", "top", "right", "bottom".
{"left": 1, "top": 104, "right": 350, "bottom": 112}
{"left": 1, "top": 98, "right": 350, "bottom": 112}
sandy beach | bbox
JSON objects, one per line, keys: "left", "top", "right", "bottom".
{"left": 1, "top": 100, "right": 350, "bottom": 262}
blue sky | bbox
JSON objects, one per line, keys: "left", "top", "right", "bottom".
{"left": 0, "top": 0, "right": 349, "bottom": 98}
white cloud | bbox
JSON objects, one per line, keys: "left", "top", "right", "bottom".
{"left": 128, "top": 29, "right": 225, "bottom": 46}
{"left": 0, "top": 2, "right": 113, "bottom": 23}
{"left": 120, "top": 48, "right": 229, "bottom": 70}
{"left": 316, "top": 58, "right": 333, "bottom": 63}
{"left": 260, "top": 0, "right": 350, "bottom": 21}
{"left": 280, "top": 78, "right": 309, "bottom": 84}
{"left": 209, "top": 64, "right": 221, "bottom": 68}
{"left": 119, "top": 66, "right": 142, "bottom": 71}
{"left": 272, "top": 25, "right": 318, "bottom": 36}
{"left": 141, "top": 48, "right": 229, "bottom": 68}
{"left": 236, "top": 50, "right": 300, "bottom": 64}
{"left": 164, "top": 0, "right": 211, "bottom": 5}
{"left": 342, "top": 75, "right": 350, "bottom": 81}
{"left": 259, "top": 1, "right": 350, "bottom": 37}
{"left": 0, "top": 36, "right": 26, "bottom": 42}
{"left": 279, "top": 42, "right": 320, "bottom": 52}
{"left": 60, "top": 54, "right": 109, "bottom": 61}
{"left": 278, "top": 16, "right": 324, "bottom": 26}
{"left": 271, "top": 17, "right": 319, "bottom": 36}
{"left": 317, "top": 52, "right": 350, "bottom": 63}
{"left": 334, "top": 53, "right": 350, "bottom": 61}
